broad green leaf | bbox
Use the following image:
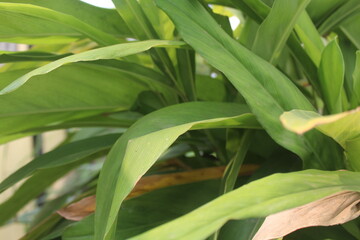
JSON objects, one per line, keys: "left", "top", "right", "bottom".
{"left": 212, "top": 0, "right": 321, "bottom": 94}
{"left": 130, "top": 170, "right": 360, "bottom": 240}
{"left": 352, "top": 51, "right": 360, "bottom": 105}
{"left": 318, "top": 40, "right": 345, "bottom": 114}
{"left": 0, "top": 51, "right": 72, "bottom": 63}
{"left": 318, "top": 0, "right": 360, "bottom": 34}
{"left": 281, "top": 108, "right": 360, "bottom": 170}
{"left": 0, "top": 134, "right": 119, "bottom": 193}
{"left": 0, "top": 3, "right": 119, "bottom": 46}
{"left": 95, "top": 102, "right": 260, "bottom": 239}
{"left": 0, "top": 64, "right": 148, "bottom": 137}
{"left": 157, "top": 0, "right": 343, "bottom": 169}
{"left": 63, "top": 180, "right": 220, "bottom": 240}
{"left": 252, "top": 0, "right": 310, "bottom": 64}
{"left": 2, "top": 0, "right": 131, "bottom": 37}
{"left": 0, "top": 40, "right": 183, "bottom": 94}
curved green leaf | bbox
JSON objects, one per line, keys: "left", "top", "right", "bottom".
{"left": 156, "top": 0, "right": 343, "bottom": 169}
{"left": 280, "top": 108, "right": 360, "bottom": 144}
{"left": 0, "top": 64, "right": 148, "bottom": 137}
{"left": 130, "top": 170, "right": 360, "bottom": 240}
{"left": 0, "top": 134, "right": 119, "bottom": 194}
{"left": 252, "top": 0, "right": 310, "bottom": 64}
{"left": 2, "top": 0, "right": 131, "bottom": 36}
{"left": 0, "top": 2, "right": 118, "bottom": 46}
{"left": 318, "top": 39, "right": 345, "bottom": 114}
{"left": 95, "top": 102, "right": 260, "bottom": 239}
{"left": 0, "top": 40, "right": 184, "bottom": 94}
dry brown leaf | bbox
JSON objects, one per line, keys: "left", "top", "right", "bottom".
{"left": 57, "top": 195, "right": 96, "bottom": 221}
{"left": 252, "top": 191, "right": 360, "bottom": 240}
{"left": 58, "top": 164, "right": 258, "bottom": 221}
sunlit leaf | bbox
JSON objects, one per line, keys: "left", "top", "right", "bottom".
{"left": 95, "top": 102, "right": 259, "bottom": 239}
{"left": 130, "top": 170, "right": 360, "bottom": 240}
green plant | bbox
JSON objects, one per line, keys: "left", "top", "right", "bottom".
{"left": 0, "top": 0, "right": 359, "bottom": 239}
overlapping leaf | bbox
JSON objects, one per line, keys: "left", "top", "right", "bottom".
{"left": 0, "top": 40, "right": 184, "bottom": 94}
{"left": 0, "top": 2, "right": 118, "bottom": 46}
{"left": 0, "top": 64, "right": 147, "bottom": 138}
{"left": 252, "top": 0, "right": 310, "bottom": 64}
{"left": 130, "top": 170, "right": 360, "bottom": 240}
{"left": 156, "top": 0, "right": 343, "bottom": 170}
{"left": 95, "top": 102, "right": 260, "bottom": 239}
{"left": 281, "top": 108, "right": 360, "bottom": 170}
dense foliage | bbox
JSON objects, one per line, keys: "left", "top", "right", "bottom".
{"left": 0, "top": 0, "right": 359, "bottom": 239}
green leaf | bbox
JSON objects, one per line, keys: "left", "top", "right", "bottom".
{"left": 294, "top": 12, "right": 324, "bottom": 66}
{"left": 0, "top": 64, "right": 148, "bottom": 137}
{"left": 0, "top": 134, "right": 119, "bottom": 193}
{"left": 318, "top": 0, "right": 360, "bottom": 34}
{"left": 352, "top": 51, "right": 360, "bottom": 106}
{"left": 0, "top": 40, "right": 184, "bottom": 94}
{"left": 112, "top": 0, "right": 159, "bottom": 41}
{"left": 63, "top": 180, "right": 220, "bottom": 240}
{"left": 139, "top": 0, "right": 175, "bottom": 40}
{"left": 2, "top": 0, "right": 131, "bottom": 36}
{"left": 95, "top": 102, "right": 260, "bottom": 239}
{"left": 0, "top": 51, "right": 72, "bottom": 63}
{"left": 196, "top": 75, "right": 226, "bottom": 102}
{"left": 252, "top": 0, "right": 310, "bottom": 64}
{"left": 280, "top": 108, "right": 360, "bottom": 143}
{"left": 0, "top": 158, "right": 91, "bottom": 225}
{"left": 221, "top": 130, "right": 253, "bottom": 194}
{"left": 157, "top": 0, "right": 343, "bottom": 169}
{"left": 130, "top": 170, "right": 360, "bottom": 240}
{"left": 112, "top": 0, "right": 179, "bottom": 91}
{"left": 281, "top": 108, "right": 360, "bottom": 170}
{"left": 306, "top": 0, "right": 344, "bottom": 25}
{"left": 0, "top": 2, "right": 119, "bottom": 46}
{"left": 318, "top": 39, "right": 345, "bottom": 114}
{"left": 341, "top": 14, "right": 360, "bottom": 49}
{"left": 86, "top": 60, "right": 178, "bottom": 104}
